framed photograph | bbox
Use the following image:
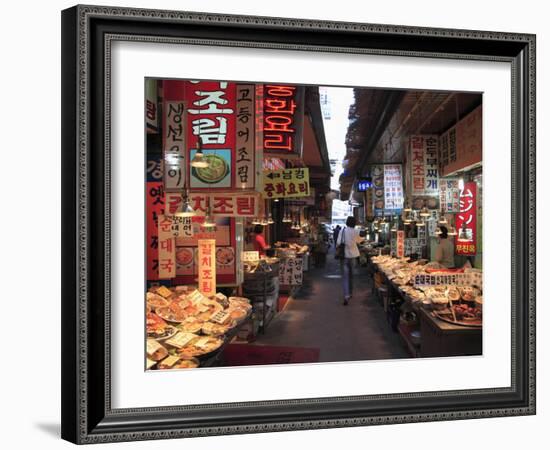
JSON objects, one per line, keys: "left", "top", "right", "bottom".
{"left": 61, "top": 4, "right": 535, "bottom": 444}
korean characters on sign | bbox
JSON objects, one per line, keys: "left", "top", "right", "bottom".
{"left": 383, "top": 164, "right": 404, "bottom": 210}
{"left": 455, "top": 181, "right": 477, "bottom": 256}
{"left": 162, "top": 80, "right": 187, "bottom": 191}
{"left": 262, "top": 167, "right": 310, "bottom": 199}
{"left": 439, "top": 179, "right": 461, "bottom": 213}
{"left": 262, "top": 85, "right": 305, "bottom": 158}
{"left": 410, "top": 135, "right": 439, "bottom": 196}
{"left": 235, "top": 85, "right": 256, "bottom": 189}
{"left": 146, "top": 175, "right": 164, "bottom": 281}
{"left": 198, "top": 239, "right": 216, "bottom": 296}
{"left": 157, "top": 215, "right": 176, "bottom": 279}
{"left": 188, "top": 192, "right": 259, "bottom": 217}
{"left": 187, "top": 81, "right": 236, "bottom": 189}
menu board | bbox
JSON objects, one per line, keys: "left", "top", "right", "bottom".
{"left": 383, "top": 164, "right": 404, "bottom": 210}
{"left": 371, "top": 164, "right": 403, "bottom": 214}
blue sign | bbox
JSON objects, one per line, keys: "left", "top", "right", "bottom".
{"left": 357, "top": 179, "right": 373, "bottom": 191}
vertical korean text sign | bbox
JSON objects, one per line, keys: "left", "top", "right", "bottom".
{"left": 198, "top": 239, "right": 216, "bottom": 296}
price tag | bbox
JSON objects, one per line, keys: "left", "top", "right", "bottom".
{"left": 159, "top": 355, "right": 180, "bottom": 369}
{"left": 210, "top": 311, "right": 231, "bottom": 325}
{"left": 156, "top": 286, "right": 173, "bottom": 298}
{"left": 194, "top": 337, "right": 211, "bottom": 349}
{"left": 165, "top": 332, "right": 198, "bottom": 349}
{"left": 187, "top": 289, "right": 209, "bottom": 305}
{"left": 146, "top": 339, "right": 163, "bottom": 356}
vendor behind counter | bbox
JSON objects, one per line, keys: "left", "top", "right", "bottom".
{"left": 252, "top": 224, "right": 273, "bottom": 257}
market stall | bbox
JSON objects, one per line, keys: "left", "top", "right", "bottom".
{"left": 146, "top": 285, "right": 253, "bottom": 370}
{"left": 369, "top": 254, "right": 482, "bottom": 358}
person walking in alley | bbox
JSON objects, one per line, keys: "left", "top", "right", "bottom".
{"left": 336, "top": 216, "right": 364, "bottom": 305}
{"left": 332, "top": 225, "right": 341, "bottom": 249}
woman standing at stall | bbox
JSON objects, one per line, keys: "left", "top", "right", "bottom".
{"left": 252, "top": 224, "right": 269, "bottom": 256}
{"left": 336, "top": 216, "right": 365, "bottom": 305}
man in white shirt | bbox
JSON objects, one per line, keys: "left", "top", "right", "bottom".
{"left": 336, "top": 216, "right": 365, "bottom": 305}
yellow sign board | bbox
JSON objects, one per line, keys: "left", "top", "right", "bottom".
{"left": 261, "top": 167, "right": 310, "bottom": 199}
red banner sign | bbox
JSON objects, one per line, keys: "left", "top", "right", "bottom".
{"left": 162, "top": 191, "right": 259, "bottom": 218}
{"left": 262, "top": 84, "right": 304, "bottom": 158}
{"left": 455, "top": 181, "right": 477, "bottom": 255}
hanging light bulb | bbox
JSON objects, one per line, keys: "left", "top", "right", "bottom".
{"left": 403, "top": 199, "right": 412, "bottom": 212}
{"left": 267, "top": 214, "right": 274, "bottom": 225}
{"left": 202, "top": 209, "right": 216, "bottom": 229}
{"left": 419, "top": 206, "right": 430, "bottom": 217}
{"left": 251, "top": 217, "right": 261, "bottom": 225}
{"left": 175, "top": 189, "right": 196, "bottom": 217}
{"left": 190, "top": 137, "right": 210, "bottom": 168}
{"left": 448, "top": 226, "right": 457, "bottom": 236}
{"left": 438, "top": 211, "right": 448, "bottom": 224}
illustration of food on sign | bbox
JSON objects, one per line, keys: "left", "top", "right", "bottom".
{"left": 192, "top": 154, "right": 228, "bottom": 183}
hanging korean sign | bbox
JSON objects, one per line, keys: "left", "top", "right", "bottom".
{"left": 261, "top": 167, "right": 310, "bottom": 199}
{"left": 188, "top": 192, "right": 259, "bottom": 217}
{"left": 371, "top": 164, "right": 403, "bottom": 214}
{"left": 157, "top": 215, "right": 176, "bottom": 279}
{"left": 410, "top": 135, "right": 439, "bottom": 196}
{"left": 262, "top": 84, "right": 305, "bottom": 159}
{"left": 235, "top": 84, "right": 256, "bottom": 189}
{"left": 198, "top": 239, "right": 216, "bottom": 296}
{"left": 455, "top": 181, "right": 477, "bottom": 255}
{"left": 383, "top": 164, "right": 404, "bottom": 210}
{"left": 162, "top": 80, "right": 186, "bottom": 191}
{"left": 146, "top": 180, "right": 164, "bottom": 281}
{"left": 396, "top": 230, "right": 405, "bottom": 258}
{"left": 186, "top": 80, "right": 236, "bottom": 189}
{"left": 439, "top": 106, "right": 482, "bottom": 177}
{"left": 439, "top": 178, "right": 461, "bottom": 213}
